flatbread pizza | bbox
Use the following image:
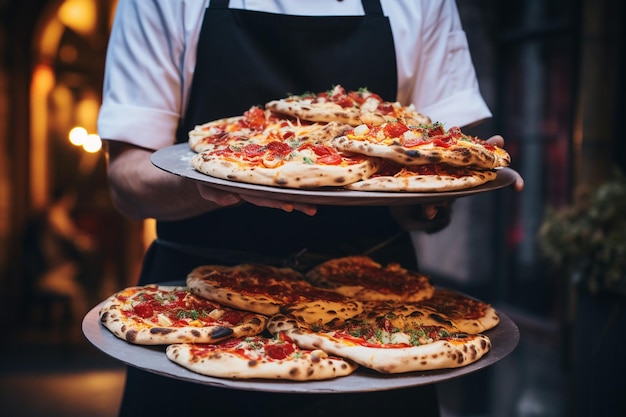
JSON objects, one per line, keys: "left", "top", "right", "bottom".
{"left": 166, "top": 333, "right": 358, "bottom": 381}
{"left": 331, "top": 122, "right": 510, "bottom": 169}
{"left": 99, "top": 285, "right": 267, "bottom": 345}
{"left": 97, "top": 256, "right": 501, "bottom": 381}
{"left": 267, "top": 313, "right": 491, "bottom": 374}
{"left": 186, "top": 86, "right": 514, "bottom": 193}
{"left": 265, "top": 84, "right": 431, "bottom": 127}
{"left": 186, "top": 263, "right": 364, "bottom": 326}
{"left": 304, "top": 255, "right": 434, "bottom": 302}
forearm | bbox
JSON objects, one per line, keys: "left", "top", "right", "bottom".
{"left": 104, "top": 141, "right": 225, "bottom": 221}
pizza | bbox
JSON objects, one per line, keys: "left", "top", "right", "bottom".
{"left": 186, "top": 87, "right": 514, "bottom": 193}
{"left": 304, "top": 255, "right": 434, "bottom": 302}
{"left": 266, "top": 84, "right": 431, "bottom": 127}
{"left": 411, "top": 288, "right": 500, "bottom": 333}
{"left": 188, "top": 105, "right": 349, "bottom": 154}
{"left": 345, "top": 160, "right": 497, "bottom": 192}
{"left": 267, "top": 313, "right": 491, "bottom": 374}
{"left": 165, "top": 333, "right": 358, "bottom": 381}
{"left": 99, "top": 285, "right": 267, "bottom": 345}
{"left": 188, "top": 104, "right": 380, "bottom": 189}
{"left": 190, "top": 141, "right": 378, "bottom": 189}
{"left": 356, "top": 289, "right": 499, "bottom": 336}
{"left": 97, "top": 258, "right": 501, "bottom": 380}
{"left": 331, "top": 122, "right": 510, "bottom": 169}
{"left": 186, "top": 264, "right": 364, "bottom": 326}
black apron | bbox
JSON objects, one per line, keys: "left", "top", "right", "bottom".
{"left": 120, "top": 2, "right": 440, "bottom": 416}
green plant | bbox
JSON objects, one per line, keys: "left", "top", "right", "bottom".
{"left": 538, "top": 168, "right": 626, "bottom": 296}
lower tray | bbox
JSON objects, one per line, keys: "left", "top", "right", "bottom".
{"left": 82, "top": 298, "right": 519, "bottom": 393}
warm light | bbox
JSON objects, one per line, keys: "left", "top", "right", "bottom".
{"left": 83, "top": 134, "right": 102, "bottom": 153}
{"left": 57, "top": 0, "right": 97, "bottom": 36}
{"left": 69, "top": 126, "right": 88, "bottom": 146}
{"left": 76, "top": 92, "right": 100, "bottom": 133}
{"left": 32, "top": 64, "right": 55, "bottom": 93}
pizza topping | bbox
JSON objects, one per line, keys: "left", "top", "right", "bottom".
{"left": 189, "top": 85, "right": 513, "bottom": 192}
{"left": 99, "top": 285, "right": 268, "bottom": 345}
{"left": 418, "top": 289, "right": 490, "bottom": 320}
{"left": 120, "top": 288, "right": 231, "bottom": 327}
{"left": 101, "top": 259, "right": 499, "bottom": 378}
{"left": 305, "top": 256, "right": 434, "bottom": 302}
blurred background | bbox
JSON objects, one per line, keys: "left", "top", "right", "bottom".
{"left": 0, "top": 0, "right": 624, "bottom": 416}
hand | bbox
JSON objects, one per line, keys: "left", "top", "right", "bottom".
{"left": 391, "top": 202, "right": 452, "bottom": 233}
{"left": 486, "top": 135, "right": 524, "bottom": 192}
{"left": 196, "top": 183, "right": 317, "bottom": 216}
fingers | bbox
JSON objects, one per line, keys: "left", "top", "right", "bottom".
{"left": 239, "top": 195, "right": 317, "bottom": 216}
{"left": 486, "top": 135, "right": 525, "bottom": 192}
{"left": 421, "top": 201, "right": 452, "bottom": 220}
{"left": 486, "top": 134, "right": 504, "bottom": 148}
{"left": 196, "top": 183, "right": 242, "bottom": 206}
{"left": 513, "top": 171, "right": 525, "bottom": 192}
{"left": 196, "top": 183, "right": 318, "bottom": 215}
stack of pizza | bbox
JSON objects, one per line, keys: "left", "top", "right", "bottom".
{"left": 187, "top": 85, "right": 511, "bottom": 192}
{"left": 99, "top": 256, "right": 499, "bottom": 381}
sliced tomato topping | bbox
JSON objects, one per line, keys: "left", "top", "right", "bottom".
{"left": 313, "top": 145, "right": 343, "bottom": 165}
{"left": 266, "top": 141, "right": 293, "bottom": 157}
{"left": 242, "top": 106, "right": 267, "bottom": 130}
{"left": 242, "top": 143, "right": 265, "bottom": 158}
{"left": 384, "top": 122, "right": 409, "bottom": 138}
{"left": 265, "top": 342, "right": 295, "bottom": 360}
{"left": 133, "top": 302, "right": 154, "bottom": 318}
{"left": 219, "top": 310, "right": 243, "bottom": 325}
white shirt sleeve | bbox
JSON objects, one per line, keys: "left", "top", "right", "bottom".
{"left": 97, "top": 0, "right": 205, "bottom": 150}
{"left": 98, "top": 0, "right": 490, "bottom": 150}
{"left": 390, "top": 0, "right": 492, "bottom": 127}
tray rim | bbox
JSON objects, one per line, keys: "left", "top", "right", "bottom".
{"left": 151, "top": 143, "right": 517, "bottom": 206}
{"left": 82, "top": 284, "right": 519, "bottom": 393}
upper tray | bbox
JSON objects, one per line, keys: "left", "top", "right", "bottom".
{"left": 82, "top": 290, "right": 519, "bottom": 393}
{"left": 151, "top": 143, "right": 517, "bottom": 206}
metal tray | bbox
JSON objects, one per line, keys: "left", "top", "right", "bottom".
{"left": 82, "top": 287, "right": 519, "bottom": 393}
{"left": 151, "top": 143, "right": 518, "bottom": 206}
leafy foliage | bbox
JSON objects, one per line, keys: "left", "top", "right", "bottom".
{"left": 538, "top": 168, "right": 626, "bottom": 296}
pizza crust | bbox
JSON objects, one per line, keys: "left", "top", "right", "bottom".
{"left": 265, "top": 85, "right": 432, "bottom": 127}
{"left": 412, "top": 289, "right": 500, "bottom": 334}
{"left": 187, "top": 264, "right": 365, "bottom": 324}
{"left": 267, "top": 314, "right": 491, "bottom": 374}
{"left": 166, "top": 338, "right": 358, "bottom": 381}
{"left": 330, "top": 134, "right": 511, "bottom": 170}
{"left": 188, "top": 115, "right": 249, "bottom": 153}
{"left": 99, "top": 285, "right": 267, "bottom": 345}
{"left": 191, "top": 151, "right": 378, "bottom": 189}
{"left": 186, "top": 265, "right": 302, "bottom": 316}
{"left": 345, "top": 169, "right": 497, "bottom": 192}
{"left": 304, "top": 256, "right": 434, "bottom": 302}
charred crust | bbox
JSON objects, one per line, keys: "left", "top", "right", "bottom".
{"left": 250, "top": 317, "right": 264, "bottom": 326}
{"left": 125, "top": 329, "right": 137, "bottom": 342}
{"left": 150, "top": 327, "right": 175, "bottom": 335}
{"left": 210, "top": 326, "right": 234, "bottom": 339}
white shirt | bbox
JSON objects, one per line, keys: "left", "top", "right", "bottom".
{"left": 98, "top": 0, "right": 491, "bottom": 150}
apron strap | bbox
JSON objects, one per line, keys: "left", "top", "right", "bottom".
{"left": 209, "top": 0, "right": 384, "bottom": 15}
{"left": 208, "top": 0, "right": 229, "bottom": 9}
{"left": 362, "top": 0, "right": 384, "bottom": 15}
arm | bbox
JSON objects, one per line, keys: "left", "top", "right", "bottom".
{"left": 100, "top": 2, "right": 315, "bottom": 221}
{"left": 104, "top": 141, "right": 316, "bottom": 221}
